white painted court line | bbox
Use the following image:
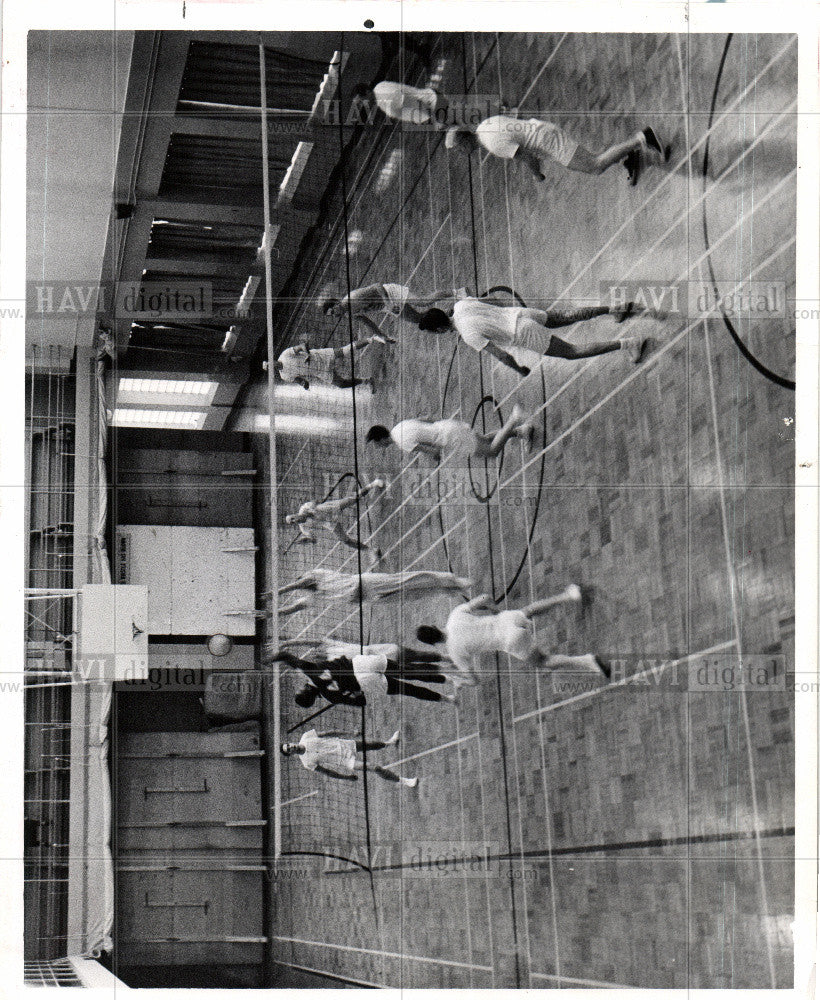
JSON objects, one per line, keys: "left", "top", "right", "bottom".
{"left": 390, "top": 731, "right": 478, "bottom": 768}
{"left": 516, "top": 34, "right": 569, "bottom": 107}
{"left": 675, "top": 34, "right": 780, "bottom": 989}
{"left": 274, "top": 935, "right": 493, "bottom": 972}
{"left": 279, "top": 789, "right": 319, "bottom": 808}
{"left": 696, "top": 140, "right": 779, "bottom": 998}
{"left": 512, "top": 639, "right": 738, "bottom": 723}
{"left": 531, "top": 971, "right": 634, "bottom": 989}
{"left": 273, "top": 960, "right": 383, "bottom": 989}
{"left": 484, "top": 36, "right": 536, "bottom": 987}
{"left": 495, "top": 104, "right": 564, "bottom": 981}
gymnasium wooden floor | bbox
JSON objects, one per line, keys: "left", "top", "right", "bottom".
{"left": 242, "top": 32, "right": 797, "bottom": 988}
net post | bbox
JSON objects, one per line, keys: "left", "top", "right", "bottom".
{"left": 259, "top": 37, "right": 281, "bottom": 860}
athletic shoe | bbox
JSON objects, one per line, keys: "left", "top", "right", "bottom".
{"left": 642, "top": 127, "right": 667, "bottom": 163}
{"left": 371, "top": 477, "right": 386, "bottom": 489}
{"left": 388, "top": 730, "right": 400, "bottom": 746}
{"left": 623, "top": 149, "right": 642, "bottom": 186}
{"left": 564, "top": 584, "right": 583, "bottom": 602}
{"left": 401, "top": 776, "right": 419, "bottom": 788}
{"left": 621, "top": 337, "right": 646, "bottom": 363}
{"left": 615, "top": 300, "right": 637, "bottom": 324}
{"left": 594, "top": 656, "right": 612, "bottom": 680}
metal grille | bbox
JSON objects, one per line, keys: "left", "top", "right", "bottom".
{"left": 25, "top": 370, "right": 76, "bottom": 960}
{"left": 178, "top": 41, "right": 330, "bottom": 112}
{"left": 148, "top": 218, "right": 263, "bottom": 266}
{"left": 158, "top": 135, "right": 292, "bottom": 203}
{"left": 24, "top": 959, "right": 82, "bottom": 987}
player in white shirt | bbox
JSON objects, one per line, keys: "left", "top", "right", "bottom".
{"left": 416, "top": 587, "right": 610, "bottom": 687}
{"left": 446, "top": 116, "right": 667, "bottom": 186}
{"left": 366, "top": 404, "right": 535, "bottom": 464}
{"left": 275, "top": 333, "right": 386, "bottom": 390}
{"left": 319, "top": 282, "right": 460, "bottom": 325}
{"left": 353, "top": 81, "right": 448, "bottom": 129}
{"left": 418, "top": 294, "right": 646, "bottom": 372}
{"left": 276, "top": 567, "right": 471, "bottom": 617}
{"left": 285, "top": 478, "right": 386, "bottom": 562}
{"left": 281, "top": 727, "right": 418, "bottom": 787}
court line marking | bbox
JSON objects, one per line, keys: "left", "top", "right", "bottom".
{"left": 439, "top": 100, "right": 500, "bottom": 986}
{"left": 480, "top": 32, "right": 536, "bottom": 990}
{"left": 694, "top": 46, "right": 778, "bottom": 988}
{"left": 279, "top": 789, "right": 319, "bottom": 808}
{"left": 387, "top": 732, "right": 478, "bottom": 768}
{"left": 273, "top": 935, "right": 493, "bottom": 972}
{"left": 272, "top": 960, "right": 382, "bottom": 988}
{"left": 512, "top": 638, "right": 738, "bottom": 723}
{"left": 490, "top": 32, "right": 563, "bottom": 986}
{"left": 530, "top": 971, "right": 634, "bottom": 988}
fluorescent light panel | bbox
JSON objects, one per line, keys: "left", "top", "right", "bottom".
{"left": 112, "top": 408, "right": 207, "bottom": 430}
{"left": 252, "top": 413, "right": 342, "bottom": 436}
{"left": 119, "top": 377, "right": 217, "bottom": 396}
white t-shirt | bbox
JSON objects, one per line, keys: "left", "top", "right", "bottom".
{"left": 278, "top": 346, "right": 335, "bottom": 383}
{"left": 352, "top": 652, "right": 390, "bottom": 696}
{"left": 445, "top": 604, "right": 534, "bottom": 671}
{"left": 452, "top": 298, "right": 523, "bottom": 351}
{"left": 373, "top": 82, "right": 437, "bottom": 124}
{"left": 475, "top": 116, "right": 545, "bottom": 159}
{"left": 298, "top": 729, "right": 357, "bottom": 773}
{"left": 390, "top": 419, "right": 478, "bottom": 459}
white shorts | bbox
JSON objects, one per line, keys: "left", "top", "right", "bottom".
{"left": 437, "top": 420, "right": 480, "bottom": 459}
{"left": 528, "top": 121, "right": 578, "bottom": 167}
{"left": 381, "top": 283, "right": 411, "bottom": 315}
{"left": 496, "top": 611, "right": 535, "bottom": 660}
{"left": 512, "top": 308, "right": 554, "bottom": 355}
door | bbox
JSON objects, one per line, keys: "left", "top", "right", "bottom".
{"left": 115, "top": 731, "right": 266, "bottom": 966}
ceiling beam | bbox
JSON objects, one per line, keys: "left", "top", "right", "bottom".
{"left": 143, "top": 255, "right": 254, "bottom": 277}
